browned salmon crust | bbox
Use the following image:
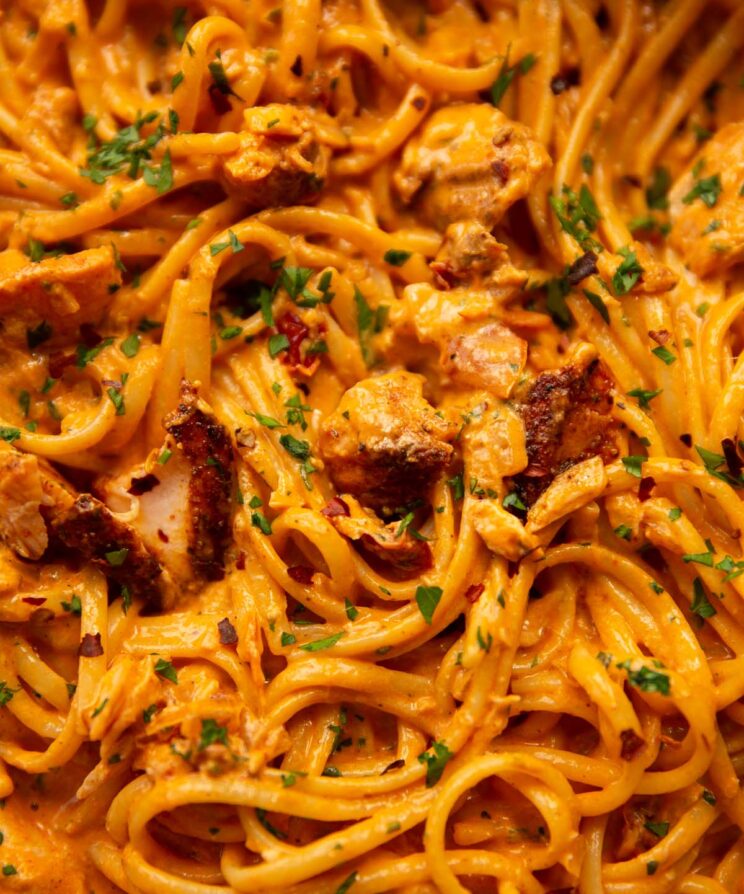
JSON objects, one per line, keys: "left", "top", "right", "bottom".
{"left": 511, "top": 359, "right": 619, "bottom": 505}
{"left": 319, "top": 373, "right": 455, "bottom": 512}
{"left": 164, "top": 383, "right": 233, "bottom": 581}
{"left": 47, "top": 494, "right": 164, "bottom": 607}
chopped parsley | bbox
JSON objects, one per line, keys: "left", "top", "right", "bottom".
{"left": 447, "top": 472, "right": 464, "bottom": 501}
{"left": 489, "top": 50, "right": 537, "bottom": 106}
{"left": 335, "top": 871, "right": 358, "bottom": 894}
{"left": 617, "top": 661, "right": 670, "bottom": 696}
{"left": 172, "top": 6, "right": 188, "bottom": 45}
{"left": 107, "top": 386, "right": 126, "bottom": 416}
{"left": 612, "top": 247, "right": 643, "bottom": 295}
{"left": 0, "top": 683, "right": 18, "bottom": 707}
{"left": 279, "top": 433, "right": 310, "bottom": 460}
{"left": 502, "top": 491, "right": 527, "bottom": 512}
{"left": 142, "top": 703, "right": 160, "bottom": 724}
{"left": 682, "top": 172, "right": 722, "bottom": 208}
{"left": 251, "top": 511, "right": 272, "bottom": 535}
{"left": 415, "top": 585, "right": 443, "bottom": 625}
{"left": 646, "top": 167, "right": 671, "bottom": 210}
{"left": 622, "top": 455, "right": 646, "bottom": 478}
{"left": 644, "top": 820, "right": 670, "bottom": 838}
{"left": 298, "top": 631, "right": 345, "bottom": 652}
{"left": 142, "top": 148, "right": 173, "bottom": 194}
{"left": 354, "top": 285, "right": 386, "bottom": 366}
{"left": 120, "top": 333, "right": 140, "bottom": 357}
{"left": 208, "top": 55, "right": 242, "bottom": 99}
{"left": 76, "top": 337, "right": 114, "bottom": 367}
{"left": 651, "top": 345, "right": 676, "bottom": 365}
{"left": 248, "top": 411, "right": 283, "bottom": 429}
{"left": 268, "top": 333, "right": 289, "bottom": 357}
{"left": 627, "top": 388, "right": 662, "bottom": 410}
{"left": 383, "top": 249, "right": 412, "bottom": 266}
{"left": 690, "top": 578, "right": 716, "bottom": 619}
{"left": 583, "top": 288, "right": 610, "bottom": 323}
{"left": 220, "top": 325, "right": 242, "bottom": 340}
{"left": 682, "top": 549, "right": 714, "bottom": 567}
{"left": 154, "top": 658, "right": 178, "bottom": 683}
{"left": 80, "top": 111, "right": 165, "bottom": 185}
{"left": 61, "top": 594, "right": 82, "bottom": 615}
{"left": 104, "top": 547, "right": 128, "bottom": 566}
{"left": 344, "top": 598, "right": 359, "bottom": 621}
{"left": 197, "top": 718, "right": 228, "bottom": 750}
{"left": 549, "top": 183, "right": 603, "bottom": 253}
{"left": 418, "top": 740, "right": 453, "bottom": 787}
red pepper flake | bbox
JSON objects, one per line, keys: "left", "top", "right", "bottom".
{"left": 288, "top": 565, "right": 314, "bottom": 585}
{"left": 722, "top": 438, "right": 743, "bottom": 478}
{"left": 157, "top": 529, "right": 169, "bottom": 543}
{"left": 465, "top": 583, "right": 485, "bottom": 603}
{"left": 48, "top": 352, "right": 76, "bottom": 379}
{"left": 276, "top": 312, "right": 311, "bottom": 367}
{"left": 22, "top": 596, "right": 46, "bottom": 606}
{"left": 208, "top": 84, "right": 232, "bottom": 115}
{"left": 620, "top": 728, "right": 645, "bottom": 760}
{"left": 411, "top": 95, "right": 427, "bottom": 111}
{"left": 80, "top": 632, "right": 103, "bottom": 657}
{"left": 235, "top": 551, "right": 246, "bottom": 570}
{"left": 638, "top": 476, "right": 656, "bottom": 502}
{"left": 78, "top": 323, "right": 103, "bottom": 348}
{"left": 648, "top": 329, "right": 670, "bottom": 345}
{"left": 218, "top": 617, "right": 238, "bottom": 645}
{"left": 679, "top": 433, "right": 692, "bottom": 448}
{"left": 321, "top": 497, "right": 350, "bottom": 519}
{"left": 381, "top": 758, "right": 405, "bottom": 775}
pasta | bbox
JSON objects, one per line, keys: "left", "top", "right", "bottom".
{"left": 0, "top": 0, "right": 743, "bottom": 891}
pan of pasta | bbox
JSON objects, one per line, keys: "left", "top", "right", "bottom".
{"left": 1, "top": 0, "right": 744, "bottom": 891}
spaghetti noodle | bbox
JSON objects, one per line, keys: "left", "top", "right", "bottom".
{"left": 0, "top": 1, "right": 743, "bottom": 892}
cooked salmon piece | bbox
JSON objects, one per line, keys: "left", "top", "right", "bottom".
{"left": 323, "top": 495, "right": 433, "bottom": 580}
{"left": 669, "top": 123, "right": 744, "bottom": 276}
{"left": 22, "top": 85, "right": 79, "bottom": 154}
{"left": 394, "top": 103, "right": 550, "bottom": 230}
{"left": 0, "top": 442, "right": 165, "bottom": 608}
{"left": 159, "top": 382, "right": 234, "bottom": 581}
{"left": 0, "top": 445, "right": 49, "bottom": 560}
{"left": 0, "top": 246, "right": 121, "bottom": 346}
{"left": 319, "top": 371, "right": 457, "bottom": 512}
{"left": 220, "top": 104, "right": 329, "bottom": 209}
{"left": 510, "top": 348, "right": 620, "bottom": 505}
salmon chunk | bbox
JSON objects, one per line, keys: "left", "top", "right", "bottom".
{"left": 395, "top": 103, "right": 550, "bottom": 230}
{"left": 319, "top": 371, "right": 457, "bottom": 511}
{"left": 669, "top": 123, "right": 744, "bottom": 276}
